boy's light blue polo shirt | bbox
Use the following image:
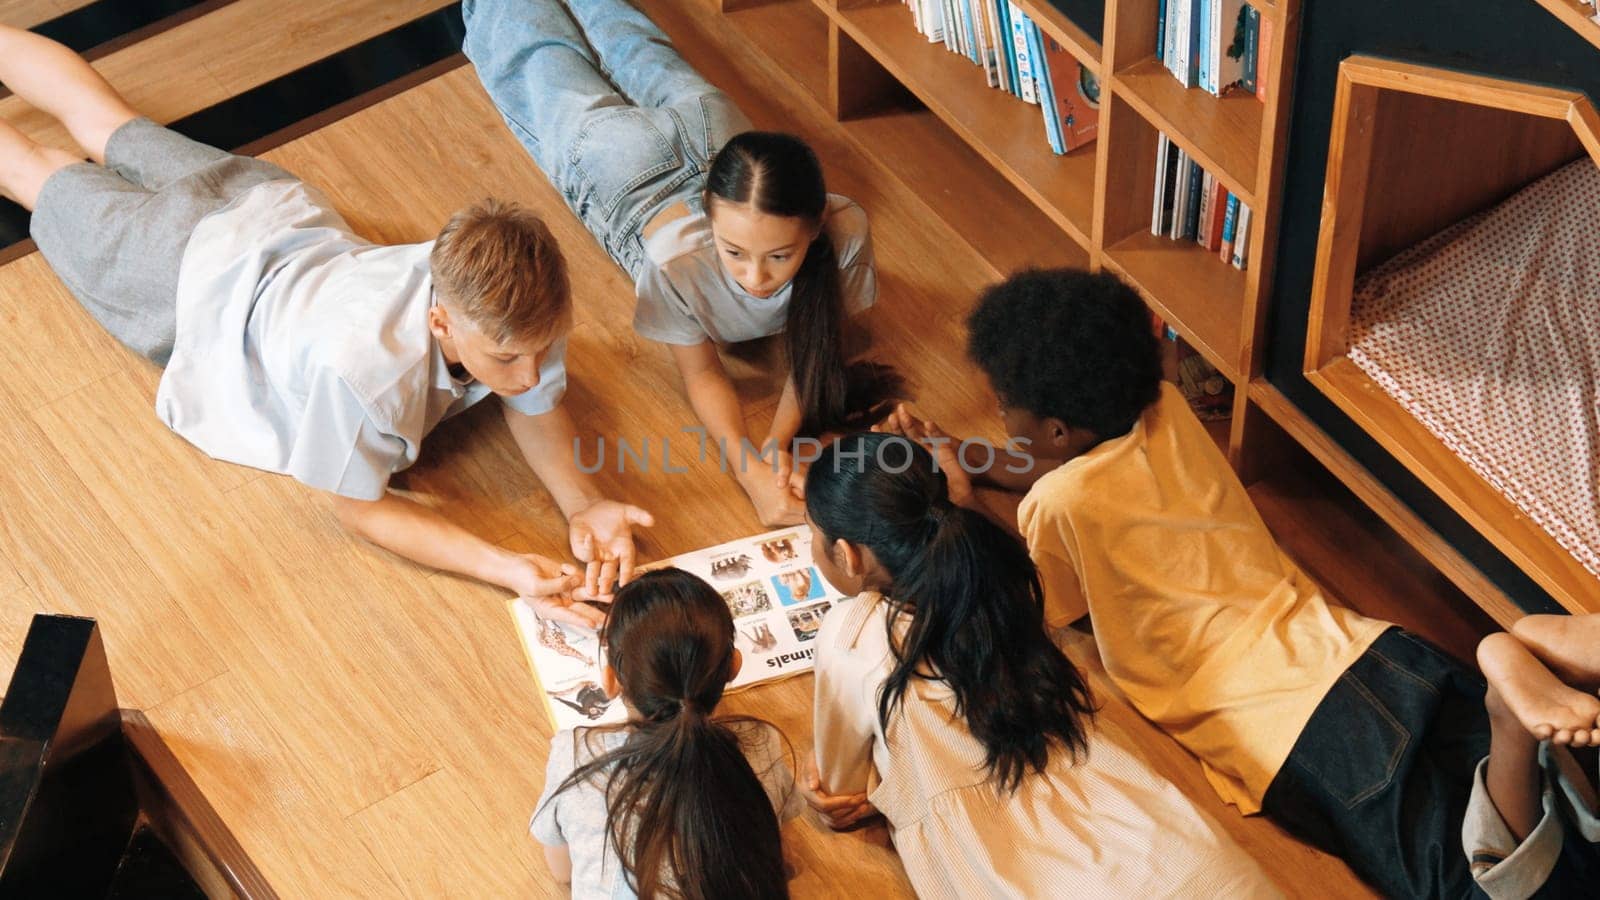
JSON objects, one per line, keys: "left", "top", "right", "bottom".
{"left": 155, "top": 180, "right": 567, "bottom": 501}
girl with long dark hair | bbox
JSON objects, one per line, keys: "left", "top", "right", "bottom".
{"left": 800, "top": 433, "right": 1277, "bottom": 897}
{"left": 465, "top": 0, "right": 901, "bottom": 526}
{"left": 531, "top": 568, "right": 801, "bottom": 897}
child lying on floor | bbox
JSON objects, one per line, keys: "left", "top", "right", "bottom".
{"left": 0, "top": 24, "right": 650, "bottom": 615}
{"left": 881, "top": 267, "right": 1600, "bottom": 897}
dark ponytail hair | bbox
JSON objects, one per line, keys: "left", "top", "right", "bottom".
{"left": 541, "top": 569, "right": 789, "bottom": 899}
{"left": 705, "top": 132, "right": 904, "bottom": 436}
{"left": 804, "top": 433, "right": 1095, "bottom": 791}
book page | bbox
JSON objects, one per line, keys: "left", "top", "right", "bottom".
{"left": 511, "top": 527, "right": 849, "bottom": 732}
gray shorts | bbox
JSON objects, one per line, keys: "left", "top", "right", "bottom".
{"left": 29, "top": 117, "right": 292, "bottom": 365}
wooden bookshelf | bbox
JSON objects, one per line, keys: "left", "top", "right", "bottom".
{"left": 824, "top": 1, "right": 1099, "bottom": 245}
{"left": 758, "top": 0, "right": 1301, "bottom": 470}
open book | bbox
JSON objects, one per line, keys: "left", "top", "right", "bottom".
{"left": 509, "top": 527, "right": 849, "bottom": 731}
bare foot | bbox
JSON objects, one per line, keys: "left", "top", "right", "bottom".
{"left": 1479, "top": 632, "right": 1600, "bottom": 745}
{"left": 1511, "top": 613, "right": 1600, "bottom": 690}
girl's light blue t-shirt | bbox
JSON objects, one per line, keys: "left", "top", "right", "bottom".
{"left": 632, "top": 193, "right": 876, "bottom": 346}
{"left": 530, "top": 722, "right": 804, "bottom": 898}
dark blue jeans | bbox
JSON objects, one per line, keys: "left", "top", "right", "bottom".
{"left": 1262, "top": 628, "right": 1490, "bottom": 899}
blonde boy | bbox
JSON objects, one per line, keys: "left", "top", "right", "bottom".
{"left": 0, "top": 26, "right": 647, "bottom": 620}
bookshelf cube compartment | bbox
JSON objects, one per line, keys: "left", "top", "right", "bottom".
{"left": 1304, "top": 56, "right": 1600, "bottom": 614}
{"left": 1100, "top": 93, "right": 1249, "bottom": 381}
{"left": 820, "top": 0, "right": 1100, "bottom": 246}
{"left": 1107, "top": 0, "right": 1267, "bottom": 201}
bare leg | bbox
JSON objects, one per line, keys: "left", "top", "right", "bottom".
{"left": 1479, "top": 631, "right": 1600, "bottom": 745}
{"left": 1512, "top": 613, "right": 1600, "bottom": 690}
{"left": 0, "top": 117, "right": 80, "bottom": 209}
{"left": 1484, "top": 679, "right": 1545, "bottom": 841}
{"left": 0, "top": 25, "right": 138, "bottom": 164}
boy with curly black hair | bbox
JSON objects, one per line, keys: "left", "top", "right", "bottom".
{"left": 883, "top": 268, "right": 1600, "bottom": 898}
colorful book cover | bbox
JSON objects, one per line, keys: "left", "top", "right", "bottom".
{"left": 1008, "top": 2, "right": 1038, "bottom": 104}
{"left": 510, "top": 527, "right": 849, "bottom": 732}
{"left": 1218, "top": 192, "right": 1240, "bottom": 262}
{"left": 1043, "top": 41, "right": 1099, "bottom": 153}
{"left": 1030, "top": 23, "right": 1064, "bottom": 153}
{"left": 1213, "top": 0, "right": 1247, "bottom": 95}
{"left": 1240, "top": 5, "right": 1258, "bottom": 95}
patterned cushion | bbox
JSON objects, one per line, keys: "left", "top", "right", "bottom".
{"left": 1349, "top": 157, "right": 1600, "bottom": 579}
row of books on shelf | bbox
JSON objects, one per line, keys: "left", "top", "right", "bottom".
{"left": 1156, "top": 0, "right": 1270, "bottom": 100}
{"left": 902, "top": 0, "right": 1100, "bottom": 153}
{"left": 1151, "top": 133, "right": 1251, "bottom": 270}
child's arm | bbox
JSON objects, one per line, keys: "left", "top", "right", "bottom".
{"left": 502, "top": 403, "right": 655, "bottom": 596}
{"left": 765, "top": 377, "right": 803, "bottom": 460}
{"left": 329, "top": 491, "right": 599, "bottom": 626}
{"left": 669, "top": 341, "right": 803, "bottom": 526}
{"left": 541, "top": 845, "right": 573, "bottom": 887}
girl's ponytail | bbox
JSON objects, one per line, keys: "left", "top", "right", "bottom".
{"left": 707, "top": 132, "right": 904, "bottom": 437}
{"left": 543, "top": 570, "right": 789, "bottom": 899}
{"left": 806, "top": 434, "right": 1095, "bottom": 791}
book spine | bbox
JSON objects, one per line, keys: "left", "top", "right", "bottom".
{"left": 1031, "top": 25, "right": 1064, "bottom": 153}
{"left": 1162, "top": 141, "right": 1181, "bottom": 236}
{"left": 1196, "top": 0, "right": 1211, "bottom": 93}
{"left": 994, "top": 1, "right": 1018, "bottom": 95}
{"left": 1152, "top": 134, "right": 1171, "bottom": 236}
{"left": 982, "top": 0, "right": 1005, "bottom": 89}
{"left": 1256, "top": 13, "right": 1271, "bottom": 101}
{"left": 1184, "top": 159, "right": 1204, "bottom": 241}
{"left": 1240, "top": 5, "right": 1258, "bottom": 94}
{"left": 1187, "top": 0, "right": 1203, "bottom": 88}
{"left": 1009, "top": 4, "right": 1039, "bottom": 104}
{"left": 1157, "top": 0, "right": 1167, "bottom": 63}
{"left": 1195, "top": 171, "right": 1214, "bottom": 246}
{"left": 1207, "top": 179, "right": 1227, "bottom": 248}
{"left": 1165, "top": 0, "right": 1183, "bottom": 79}
{"left": 962, "top": 0, "right": 979, "bottom": 63}
{"left": 1231, "top": 204, "right": 1252, "bottom": 269}
{"left": 1218, "top": 192, "right": 1239, "bottom": 262}
{"left": 1169, "top": 149, "right": 1189, "bottom": 240}
{"left": 974, "top": 0, "right": 995, "bottom": 86}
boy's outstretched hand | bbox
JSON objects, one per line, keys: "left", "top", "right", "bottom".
{"left": 569, "top": 499, "right": 656, "bottom": 598}
{"left": 875, "top": 404, "right": 974, "bottom": 508}
{"left": 510, "top": 553, "right": 605, "bottom": 629}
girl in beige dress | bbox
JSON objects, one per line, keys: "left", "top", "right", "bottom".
{"left": 798, "top": 433, "right": 1282, "bottom": 899}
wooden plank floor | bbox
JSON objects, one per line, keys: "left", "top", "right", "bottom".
{"left": 0, "top": 2, "right": 1471, "bottom": 896}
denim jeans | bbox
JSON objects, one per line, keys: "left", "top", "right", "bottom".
{"left": 463, "top": 0, "right": 751, "bottom": 279}
{"left": 1262, "top": 628, "right": 1492, "bottom": 899}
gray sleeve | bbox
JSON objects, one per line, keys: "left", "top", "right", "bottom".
{"left": 285, "top": 371, "right": 406, "bottom": 501}
{"left": 530, "top": 730, "right": 578, "bottom": 846}
{"left": 502, "top": 336, "right": 569, "bottom": 416}
{"left": 832, "top": 202, "right": 876, "bottom": 315}
{"left": 632, "top": 264, "right": 710, "bottom": 345}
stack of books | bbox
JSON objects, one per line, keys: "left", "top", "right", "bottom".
{"left": 1150, "top": 133, "right": 1251, "bottom": 271}
{"left": 1155, "top": 0, "right": 1268, "bottom": 100}
{"left": 901, "top": 1, "right": 1101, "bottom": 153}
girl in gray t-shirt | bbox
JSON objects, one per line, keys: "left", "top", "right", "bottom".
{"left": 530, "top": 568, "right": 803, "bottom": 897}
{"left": 465, "top": 0, "right": 904, "bottom": 526}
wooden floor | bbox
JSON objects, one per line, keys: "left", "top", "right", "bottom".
{"left": 0, "top": 1, "right": 1500, "bottom": 896}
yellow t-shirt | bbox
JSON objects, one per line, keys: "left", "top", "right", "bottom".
{"left": 1017, "top": 383, "right": 1389, "bottom": 813}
